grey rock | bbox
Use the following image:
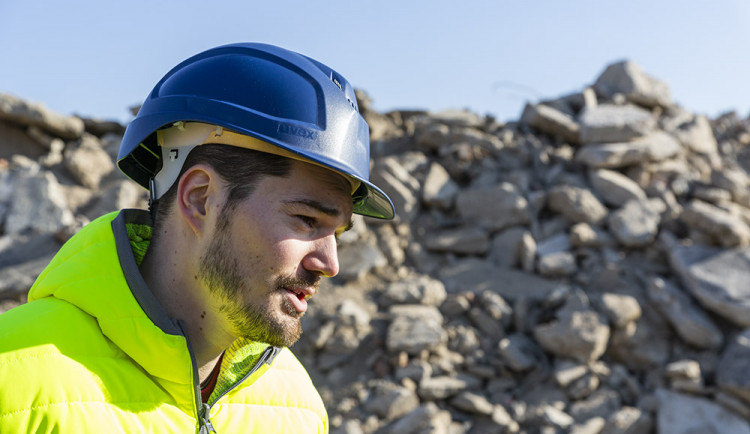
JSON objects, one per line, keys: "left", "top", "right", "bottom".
{"left": 656, "top": 389, "right": 750, "bottom": 434}
{"left": 439, "top": 293, "right": 471, "bottom": 317}
{"left": 83, "top": 180, "right": 147, "bottom": 220}
{"left": 0, "top": 170, "right": 14, "bottom": 227}
{"left": 468, "top": 307, "right": 504, "bottom": 341}
{"left": 536, "top": 233, "right": 571, "bottom": 257}
{"left": 593, "top": 60, "right": 672, "bottom": 108}
{"left": 430, "top": 109, "right": 486, "bottom": 128}
{"left": 0, "top": 233, "right": 60, "bottom": 269}
{"left": 542, "top": 405, "right": 575, "bottom": 429}
{"left": 336, "top": 299, "right": 372, "bottom": 329}
{"left": 680, "top": 199, "right": 750, "bottom": 248}
{"left": 421, "top": 162, "right": 459, "bottom": 210}
{"left": 423, "top": 226, "right": 490, "bottom": 255}
{"left": 395, "top": 361, "right": 432, "bottom": 383}
{"left": 589, "top": 169, "right": 647, "bottom": 207}
{"left": 478, "top": 290, "right": 513, "bottom": 322}
{"left": 608, "top": 317, "right": 670, "bottom": 370}
{"left": 446, "top": 324, "right": 481, "bottom": 353}
{"left": 438, "top": 258, "right": 560, "bottom": 301}
{"left": 692, "top": 184, "right": 732, "bottom": 204}
{"left": 579, "top": 104, "right": 656, "bottom": 144}
{"left": 663, "top": 233, "right": 750, "bottom": 327}
{"left": 665, "top": 359, "right": 704, "bottom": 393}
{"left": 554, "top": 360, "right": 589, "bottom": 388}
{"left": 537, "top": 251, "right": 577, "bottom": 276}
{"left": 449, "top": 391, "right": 494, "bottom": 415}
{"left": 26, "top": 125, "right": 57, "bottom": 150}
{"left": 100, "top": 132, "right": 124, "bottom": 162}
{"left": 81, "top": 117, "right": 125, "bottom": 137}
{"left": 569, "top": 374, "right": 600, "bottom": 402}
{"left": 5, "top": 169, "right": 74, "bottom": 235}
{"left": 570, "top": 418, "right": 606, "bottom": 434}
{"left": 380, "top": 274, "right": 447, "bottom": 308}
{"left": 386, "top": 305, "right": 446, "bottom": 354}
{"left": 645, "top": 276, "right": 722, "bottom": 349}
{"left": 490, "top": 404, "right": 520, "bottom": 433}
{"left": 674, "top": 115, "right": 718, "bottom": 156}
{"left": 665, "top": 359, "right": 702, "bottom": 382}
{"left": 336, "top": 242, "right": 387, "bottom": 281}
{"left": 414, "top": 122, "right": 450, "bottom": 151}
{"left": 717, "top": 329, "right": 750, "bottom": 405}
{"left": 331, "top": 419, "right": 364, "bottom": 434}
{"left": 715, "top": 391, "right": 750, "bottom": 420}
{"left": 0, "top": 93, "right": 84, "bottom": 139}
{"left": 547, "top": 185, "right": 608, "bottom": 224}
{"left": 456, "top": 182, "right": 530, "bottom": 231}
{"left": 0, "top": 121, "right": 48, "bottom": 162}
{"left": 364, "top": 382, "right": 419, "bottom": 420}
{"left": 375, "top": 223, "right": 406, "bottom": 266}
{"left": 418, "top": 375, "right": 480, "bottom": 400}
{"left": 533, "top": 309, "right": 610, "bottom": 363}
{"left": 519, "top": 231, "right": 537, "bottom": 273}
{"left": 63, "top": 133, "right": 114, "bottom": 189}
{"left": 600, "top": 406, "right": 653, "bottom": 434}
{"left": 489, "top": 227, "right": 531, "bottom": 268}
{"left": 370, "top": 157, "right": 420, "bottom": 222}
{"left": 0, "top": 255, "right": 53, "bottom": 296}
{"left": 711, "top": 167, "right": 749, "bottom": 204}
{"left": 596, "top": 293, "right": 642, "bottom": 329}
{"left": 576, "top": 131, "right": 682, "bottom": 169}
{"left": 569, "top": 388, "right": 622, "bottom": 422}
{"left": 521, "top": 103, "right": 580, "bottom": 144}
{"left": 387, "top": 402, "right": 452, "bottom": 434}
{"left": 607, "top": 199, "right": 661, "bottom": 247}
{"left": 498, "top": 333, "right": 540, "bottom": 372}
{"left": 570, "top": 222, "right": 613, "bottom": 247}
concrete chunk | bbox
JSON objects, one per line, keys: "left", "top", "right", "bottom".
{"left": 579, "top": 104, "right": 656, "bottom": 144}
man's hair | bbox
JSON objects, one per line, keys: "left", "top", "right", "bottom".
{"left": 153, "top": 143, "right": 293, "bottom": 233}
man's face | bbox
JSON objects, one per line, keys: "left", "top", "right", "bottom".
{"left": 197, "top": 160, "right": 354, "bottom": 347}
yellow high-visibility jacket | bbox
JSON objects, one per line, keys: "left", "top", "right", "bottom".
{"left": 0, "top": 210, "right": 328, "bottom": 433}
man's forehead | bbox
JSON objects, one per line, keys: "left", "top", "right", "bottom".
{"left": 289, "top": 159, "right": 354, "bottom": 198}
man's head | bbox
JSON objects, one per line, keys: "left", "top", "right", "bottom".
{"left": 172, "top": 150, "right": 353, "bottom": 347}
{"left": 118, "top": 43, "right": 393, "bottom": 347}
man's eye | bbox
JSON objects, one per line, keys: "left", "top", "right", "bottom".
{"left": 296, "top": 215, "right": 317, "bottom": 228}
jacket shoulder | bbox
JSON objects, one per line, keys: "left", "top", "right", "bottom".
{"left": 212, "top": 348, "right": 328, "bottom": 433}
{"left": 0, "top": 299, "right": 190, "bottom": 431}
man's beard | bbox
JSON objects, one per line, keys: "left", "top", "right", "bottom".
{"left": 197, "top": 205, "right": 318, "bottom": 347}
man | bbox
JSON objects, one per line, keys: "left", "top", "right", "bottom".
{"left": 0, "top": 43, "right": 394, "bottom": 433}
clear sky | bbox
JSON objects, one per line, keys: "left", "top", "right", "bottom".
{"left": 1, "top": 1, "right": 748, "bottom": 124}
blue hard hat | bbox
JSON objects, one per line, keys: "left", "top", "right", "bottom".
{"left": 117, "top": 42, "right": 394, "bottom": 219}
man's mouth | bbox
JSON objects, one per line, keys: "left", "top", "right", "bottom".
{"left": 287, "top": 287, "right": 313, "bottom": 301}
{"left": 284, "top": 287, "right": 315, "bottom": 313}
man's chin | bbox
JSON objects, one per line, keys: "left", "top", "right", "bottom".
{"left": 244, "top": 313, "right": 302, "bottom": 347}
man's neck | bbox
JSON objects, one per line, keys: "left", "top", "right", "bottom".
{"left": 139, "top": 231, "right": 236, "bottom": 383}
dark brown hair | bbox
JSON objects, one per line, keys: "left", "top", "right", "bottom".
{"left": 153, "top": 144, "right": 292, "bottom": 233}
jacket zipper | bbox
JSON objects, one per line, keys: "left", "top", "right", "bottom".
{"left": 198, "top": 345, "right": 281, "bottom": 433}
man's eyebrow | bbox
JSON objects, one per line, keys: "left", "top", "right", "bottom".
{"left": 283, "top": 199, "right": 354, "bottom": 231}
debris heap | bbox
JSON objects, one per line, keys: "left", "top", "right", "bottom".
{"left": 2, "top": 60, "right": 750, "bottom": 434}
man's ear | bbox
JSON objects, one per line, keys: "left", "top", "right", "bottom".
{"left": 176, "top": 164, "right": 222, "bottom": 235}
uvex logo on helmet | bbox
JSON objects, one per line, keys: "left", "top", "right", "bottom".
{"left": 277, "top": 123, "right": 318, "bottom": 140}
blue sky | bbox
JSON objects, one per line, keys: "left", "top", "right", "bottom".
{"left": 1, "top": 1, "right": 748, "bottom": 124}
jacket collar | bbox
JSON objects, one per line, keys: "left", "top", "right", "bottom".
{"left": 29, "top": 209, "right": 194, "bottom": 385}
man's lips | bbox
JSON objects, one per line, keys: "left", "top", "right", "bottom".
{"left": 284, "top": 287, "right": 315, "bottom": 313}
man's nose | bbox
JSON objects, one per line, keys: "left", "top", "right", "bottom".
{"left": 302, "top": 235, "right": 340, "bottom": 278}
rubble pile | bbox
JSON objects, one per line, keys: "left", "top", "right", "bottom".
{"left": 2, "top": 60, "right": 750, "bottom": 433}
